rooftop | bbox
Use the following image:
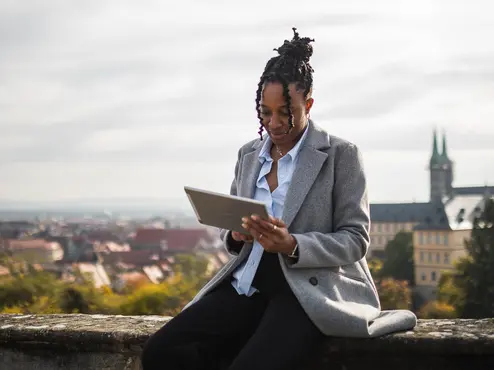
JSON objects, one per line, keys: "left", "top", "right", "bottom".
{"left": 370, "top": 202, "right": 437, "bottom": 223}
{"left": 371, "top": 190, "right": 492, "bottom": 231}
{"left": 453, "top": 186, "right": 494, "bottom": 196}
{"left": 443, "top": 194, "right": 485, "bottom": 230}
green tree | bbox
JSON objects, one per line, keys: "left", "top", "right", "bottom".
{"left": 59, "top": 287, "right": 91, "bottom": 313}
{"left": 454, "top": 198, "right": 494, "bottom": 318}
{"left": 380, "top": 231, "right": 415, "bottom": 286}
{"left": 436, "top": 270, "right": 465, "bottom": 314}
{"left": 174, "top": 253, "right": 209, "bottom": 277}
{"left": 58, "top": 282, "right": 120, "bottom": 314}
{"left": 173, "top": 253, "right": 211, "bottom": 290}
{"left": 0, "top": 271, "right": 61, "bottom": 310}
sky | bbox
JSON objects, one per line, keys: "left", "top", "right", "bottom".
{"left": 1, "top": 0, "right": 494, "bottom": 211}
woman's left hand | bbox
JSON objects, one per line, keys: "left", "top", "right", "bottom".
{"left": 241, "top": 214, "right": 296, "bottom": 255}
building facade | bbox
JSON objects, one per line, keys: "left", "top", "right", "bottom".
{"left": 369, "top": 130, "right": 493, "bottom": 302}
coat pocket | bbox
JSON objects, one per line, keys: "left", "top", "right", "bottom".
{"left": 327, "top": 270, "right": 369, "bottom": 286}
{"left": 311, "top": 269, "right": 377, "bottom": 307}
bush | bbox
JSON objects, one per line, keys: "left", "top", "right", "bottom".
{"left": 418, "top": 300, "right": 457, "bottom": 319}
{"left": 0, "top": 254, "right": 214, "bottom": 316}
{"left": 377, "top": 278, "right": 412, "bottom": 310}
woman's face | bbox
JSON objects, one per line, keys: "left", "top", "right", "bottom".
{"left": 259, "top": 82, "right": 313, "bottom": 147}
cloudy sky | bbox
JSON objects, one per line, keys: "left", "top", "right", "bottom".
{"left": 1, "top": 0, "right": 493, "bottom": 210}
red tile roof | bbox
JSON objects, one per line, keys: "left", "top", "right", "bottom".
{"left": 133, "top": 228, "right": 168, "bottom": 245}
{"left": 132, "top": 228, "right": 217, "bottom": 251}
{"left": 162, "top": 228, "right": 216, "bottom": 251}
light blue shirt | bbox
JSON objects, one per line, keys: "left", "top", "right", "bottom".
{"left": 231, "top": 122, "right": 310, "bottom": 296}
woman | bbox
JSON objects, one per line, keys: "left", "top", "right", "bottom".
{"left": 141, "top": 28, "right": 417, "bottom": 370}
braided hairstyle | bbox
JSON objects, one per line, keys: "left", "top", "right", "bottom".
{"left": 256, "top": 27, "right": 315, "bottom": 140}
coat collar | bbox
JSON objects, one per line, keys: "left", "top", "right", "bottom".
{"left": 251, "top": 119, "right": 330, "bottom": 151}
{"left": 240, "top": 120, "right": 330, "bottom": 228}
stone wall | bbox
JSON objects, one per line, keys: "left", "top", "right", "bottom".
{"left": 0, "top": 314, "right": 493, "bottom": 369}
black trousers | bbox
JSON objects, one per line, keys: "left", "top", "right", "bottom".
{"left": 141, "top": 253, "right": 324, "bottom": 370}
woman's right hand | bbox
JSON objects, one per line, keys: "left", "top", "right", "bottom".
{"left": 231, "top": 231, "right": 254, "bottom": 243}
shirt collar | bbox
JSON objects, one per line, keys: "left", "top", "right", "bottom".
{"left": 258, "top": 120, "right": 310, "bottom": 163}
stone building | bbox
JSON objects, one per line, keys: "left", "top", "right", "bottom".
{"left": 369, "top": 130, "right": 493, "bottom": 301}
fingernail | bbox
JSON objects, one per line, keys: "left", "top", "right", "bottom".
{"left": 251, "top": 215, "right": 258, "bottom": 220}
{"left": 242, "top": 223, "right": 247, "bottom": 229}
{"left": 242, "top": 217, "right": 248, "bottom": 222}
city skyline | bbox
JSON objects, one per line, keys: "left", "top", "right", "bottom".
{"left": 1, "top": 0, "right": 493, "bottom": 204}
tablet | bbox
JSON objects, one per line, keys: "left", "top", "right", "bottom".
{"left": 184, "top": 186, "right": 270, "bottom": 235}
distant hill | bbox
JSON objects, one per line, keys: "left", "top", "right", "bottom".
{"left": 0, "top": 197, "right": 194, "bottom": 219}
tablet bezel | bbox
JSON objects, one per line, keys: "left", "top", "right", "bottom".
{"left": 184, "top": 186, "right": 270, "bottom": 236}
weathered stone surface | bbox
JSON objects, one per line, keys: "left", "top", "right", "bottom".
{"left": 0, "top": 314, "right": 171, "bottom": 354}
{"left": 1, "top": 314, "right": 494, "bottom": 369}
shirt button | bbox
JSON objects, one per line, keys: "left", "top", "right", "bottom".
{"left": 309, "top": 277, "right": 318, "bottom": 286}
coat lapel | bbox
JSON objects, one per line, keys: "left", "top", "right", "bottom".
{"left": 238, "top": 121, "right": 330, "bottom": 227}
{"left": 239, "top": 145, "right": 263, "bottom": 199}
{"left": 282, "top": 122, "right": 330, "bottom": 227}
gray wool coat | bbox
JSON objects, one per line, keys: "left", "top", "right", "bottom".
{"left": 183, "top": 121, "right": 417, "bottom": 338}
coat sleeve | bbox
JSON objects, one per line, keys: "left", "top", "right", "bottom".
{"left": 286, "top": 143, "right": 370, "bottom": 268}
{"left": 219, "top": 148, "right": 245, "bottom": 256}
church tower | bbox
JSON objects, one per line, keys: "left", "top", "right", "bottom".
{"left": 429, "top": 129, "right": 454, "bottom": 202}
{"left": 441, "top": 131, "right": 454, "bottom": 197}
{"left": 429, "top": 129, "right": 444, "bottom": 201}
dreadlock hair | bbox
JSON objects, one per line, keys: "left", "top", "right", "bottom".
{"left": 256, "top": 27, "right": 315, "bottom": 140}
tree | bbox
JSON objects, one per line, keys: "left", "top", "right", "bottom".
{"left": 367, "top": 258, "right": 383, "bottom": 279}
{"left": 0, "top": 270, "right": 61, "bottom": 311}
{"left": 454, "top": 198, "right": 494, "bottom": 318}
{"left": 436, "top": 270, "right": 465, "bottom": 314}
{"left": 119, "top": 275, "right": 193, "bottom": 316}
{"left": 380, "top": 231, "right": 415, "bottom": 286}
{"left": 59, "top": 287, "right": 90, "bottom": 313}
{"left": 377, "top": 278, "right": 412, "bottom": 310}
{"left": 418, "top": 300, "right": 457, "bottom": 319}
{"left": 0, "top": 253, "right": 216, "bottom": 316}
{"left": 173, "top": 253, "right": 212, "bottom": 291}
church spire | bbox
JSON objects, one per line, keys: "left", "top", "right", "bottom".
{"left": 430, "top": 129, "right": 441, "bottom": 166}
{"left": 441, "top": 131, "right": 450, "bottom": 161}
{"left": 429, "top": 128, "right": 454, "bottom": 201}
